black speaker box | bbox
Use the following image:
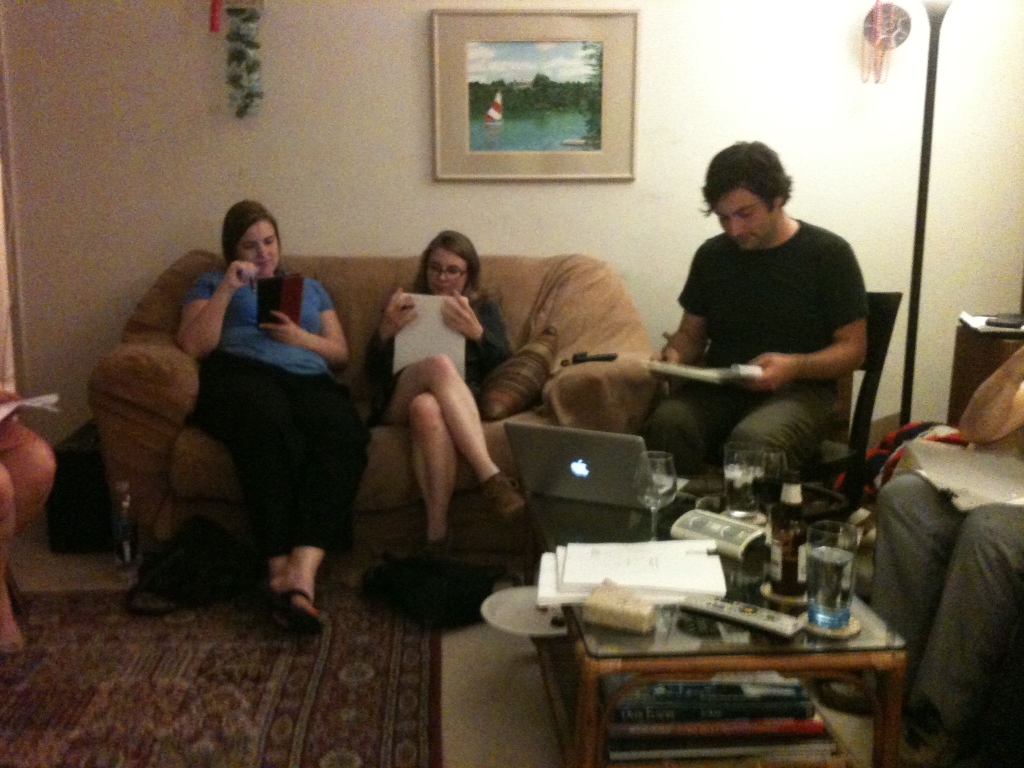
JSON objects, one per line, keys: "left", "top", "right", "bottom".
{"left": 45, "top": 422, "right": 114, "bottom": 553}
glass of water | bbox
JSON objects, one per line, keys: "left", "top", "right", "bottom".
{"left": 635, "top": 450, "right": 677, "bottom": 541}
{"left": 806, "top": 520, "right": 859, "bottom": 630}
{"left": 723, "top": 442, "right": 762, "bottom": 521}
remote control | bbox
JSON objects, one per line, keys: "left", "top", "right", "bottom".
{"left": 563, "top": 351, "right": 619, "bottom": 365}
{"left": 676, "top": 594, "right": 806, "bottom": 638}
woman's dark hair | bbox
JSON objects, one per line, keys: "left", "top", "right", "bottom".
{"left": 221, "top": 200, "right": 280, "bottom": 263}
{"left": 701, "top": 141, "right": 793, "bottom": 214}
{"left": 412, "top": 230, "right": 483, "bottom": 302}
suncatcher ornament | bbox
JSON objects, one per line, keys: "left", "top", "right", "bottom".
{"left": 862, "top": 2, "right": 912, "bottom": 83}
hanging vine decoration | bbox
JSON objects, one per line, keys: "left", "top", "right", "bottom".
{"left": 226, "top": 7, "right": 263, "bottom": 117}
{"left": 861, "top": 2, "right": 912, "bottom": 83}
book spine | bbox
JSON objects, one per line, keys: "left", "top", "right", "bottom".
{"left": 616, "top": 681, "right": 806, "bottom": 701}
{"left": 607, "top": 716, "right": 826, "bottom": 738}
{"left": 612, "top": 698, "right": 815, "bottom": 724}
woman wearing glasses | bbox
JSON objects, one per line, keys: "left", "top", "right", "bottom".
{"left": 366, "top": 230, "right": 524, "bottom": 551}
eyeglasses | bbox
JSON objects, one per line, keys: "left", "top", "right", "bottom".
{"left": 427, "top": 263, "right": 467, "bottom": 278}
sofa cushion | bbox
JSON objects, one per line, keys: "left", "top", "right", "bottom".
{"left": 479, "top": 327, "right": 558, "bottom": 421}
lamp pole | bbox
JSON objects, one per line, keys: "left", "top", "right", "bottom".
{"left": 900, "top": 0, "right": 954, "bottom": 425}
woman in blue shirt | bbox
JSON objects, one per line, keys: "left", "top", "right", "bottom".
{"left": 177, "top": 200, "right": 368, "bottom": 634}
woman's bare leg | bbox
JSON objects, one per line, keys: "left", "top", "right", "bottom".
{"left": 0, "top": 466, "right": 21, "bottom": 652}
{"left": 408, "top": 393, "right": 458, "bottom": 543}
{"left": 384, "top": 356, "right": 499, "bottom": 482}
{"left": 0, "top": 426, "right": 56, "bottom": 652}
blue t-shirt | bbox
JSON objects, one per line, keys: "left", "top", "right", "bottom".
{"left": 183, "top": 272, "right": 335, "bottom": 376}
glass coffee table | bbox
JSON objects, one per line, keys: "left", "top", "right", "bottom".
{"left": 528, "top": 494, "right": 906, "bottom": 768}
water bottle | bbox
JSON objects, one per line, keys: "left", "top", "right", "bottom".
{"left": 111, "top": 479, "right": 138, "bottom": 567}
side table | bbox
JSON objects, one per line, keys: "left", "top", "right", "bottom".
{"left": 528, "top": 495, "right": 906, "bottom": 768}
{"left": 534, "top": 601, "right": 905, "bottom": 768}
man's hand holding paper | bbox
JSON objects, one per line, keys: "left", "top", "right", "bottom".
{"left": 742, "top": 352, "right": 800, "bottom": 391}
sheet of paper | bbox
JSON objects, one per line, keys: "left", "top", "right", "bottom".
{"left": 392, "top": 294, "right": 465, "bottom": 377}
{"left": 896, "top": 439, "right": 1024, "bottom": 511}
{"left": 559, "top": 540, "right": 726, "bottom": 596}
{"left": 0, "top": 393, "right": 60, "bottom": 424}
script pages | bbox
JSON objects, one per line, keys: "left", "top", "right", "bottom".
{"left": 393, "top": 294, "right": 465, "bottom": 377}
{"left": 0, "top": 393, "right": 59, "bottom": 425}
{"left": 897, "top": 439, "right": 1024, "bottom": 511}
{"left": 646, "top": 361, "right": 763, "bottom": 385}
{"left": 537, "top": 540, "right": 727, "bottom": 607}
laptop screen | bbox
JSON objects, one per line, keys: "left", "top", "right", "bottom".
{"left": 504, "top": 422, "right": 647, "bottom": 509}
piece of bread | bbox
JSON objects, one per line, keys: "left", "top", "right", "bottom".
{"left": 581, "top": 579, "right": 656, "bottom": 634}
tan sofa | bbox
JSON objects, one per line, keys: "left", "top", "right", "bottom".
{"left": 88, "top": 250, "right": 657, "bottom": 567}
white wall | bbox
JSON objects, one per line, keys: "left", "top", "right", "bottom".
{"left": 1, "top": 0, "right": 1022, "bottom": 441}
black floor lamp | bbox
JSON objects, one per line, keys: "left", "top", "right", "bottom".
{"left": 900, "top": 0, "right": 954, "bottom": 425}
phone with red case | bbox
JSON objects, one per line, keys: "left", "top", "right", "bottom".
{"left": 257, "top": 273, "right": 304, "bottom": 325}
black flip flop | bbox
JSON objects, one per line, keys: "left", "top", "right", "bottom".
{"left": 267, "top": 588, "right": 323, "bottom": 635}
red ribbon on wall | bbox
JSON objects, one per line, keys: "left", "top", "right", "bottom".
{"left": 210, "top": 0, "right": 223, "bottom": 33}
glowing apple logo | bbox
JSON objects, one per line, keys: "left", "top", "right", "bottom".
{"left": 570, "top": 458, "right": 590, "bottom": 478}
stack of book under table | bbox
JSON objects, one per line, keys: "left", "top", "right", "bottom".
{"left": 602, "top": 672, "right": 837, "bottom": 763}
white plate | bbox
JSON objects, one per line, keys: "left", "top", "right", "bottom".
{"left": 480, "top": 586, "right": 567, "bottom": 637}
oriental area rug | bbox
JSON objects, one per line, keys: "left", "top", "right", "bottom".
{"left": 0, "top": 568, "right": 442, "bottom": 768}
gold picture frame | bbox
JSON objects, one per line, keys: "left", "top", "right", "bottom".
{"left": 432, "top": 10, "right": 638, "bottom": 181}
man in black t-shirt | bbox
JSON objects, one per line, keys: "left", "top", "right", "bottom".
{"left": 643, "top": 142, "right": 868, "bottom": 474}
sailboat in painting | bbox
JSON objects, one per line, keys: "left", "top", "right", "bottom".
{"left": 484, "top": 91, "right": 503, "bottom": 123}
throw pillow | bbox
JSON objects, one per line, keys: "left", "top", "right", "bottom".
{"left": 479, "top": 327, "right": 558, "bottom": 421}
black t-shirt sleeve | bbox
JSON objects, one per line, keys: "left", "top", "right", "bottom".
{"left": 821, "top": 237, "right": 868, "bottom": 331}
{"left": 678, "top": 244, "right": 713, "bottom": 318}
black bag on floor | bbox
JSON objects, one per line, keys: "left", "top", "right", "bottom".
{"left": 361, "top": 553, "right": 505, "bottom": 629}
{"left": 125, "top": 516, "right": 262, "bottom": 615}
{"left": 46, "top": 422, "right": 114, "bottom": 553}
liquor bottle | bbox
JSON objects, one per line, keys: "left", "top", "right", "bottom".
{"left": 111, "top": 479, "right": 138, "bottom": 567}
{"left": 769, "top": 471, "right": 807, "bottom": 597}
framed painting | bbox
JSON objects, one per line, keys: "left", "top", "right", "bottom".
{"left": 432, "top": 10, "right": 638, "bottom": 181}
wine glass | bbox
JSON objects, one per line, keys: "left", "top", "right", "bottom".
{"left": 635, "top": 450, "right": 678, "bottom": 541}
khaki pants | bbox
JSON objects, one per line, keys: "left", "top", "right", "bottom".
{"left": 641, "top": 380, "right": 835, "bottom": 475}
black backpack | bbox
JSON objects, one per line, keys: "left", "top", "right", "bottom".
{"left": 125, "top": 516, "right": 262, "bottom": 615}
{"left": 361, "top": 552, "right": 506, "bottom": 629}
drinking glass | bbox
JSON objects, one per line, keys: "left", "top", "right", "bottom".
{"left": 807, "top": 520, "right": 859, "bottom": 630}
{"left": 723, "top": 442, "right": 761, "bottom": 521}
{"left": 635, "top": 451, "right": 678, "bottom": 541}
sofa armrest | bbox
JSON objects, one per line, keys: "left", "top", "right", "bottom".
{"left": 87, "top": 340, "right": 199, "bottom": 529}
{"left": 541, "top": 354, "right": 658, "bottom": 434}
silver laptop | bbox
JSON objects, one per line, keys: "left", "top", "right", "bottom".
{"left": 504, "top": 422, "right": 647, "bottom": 509}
